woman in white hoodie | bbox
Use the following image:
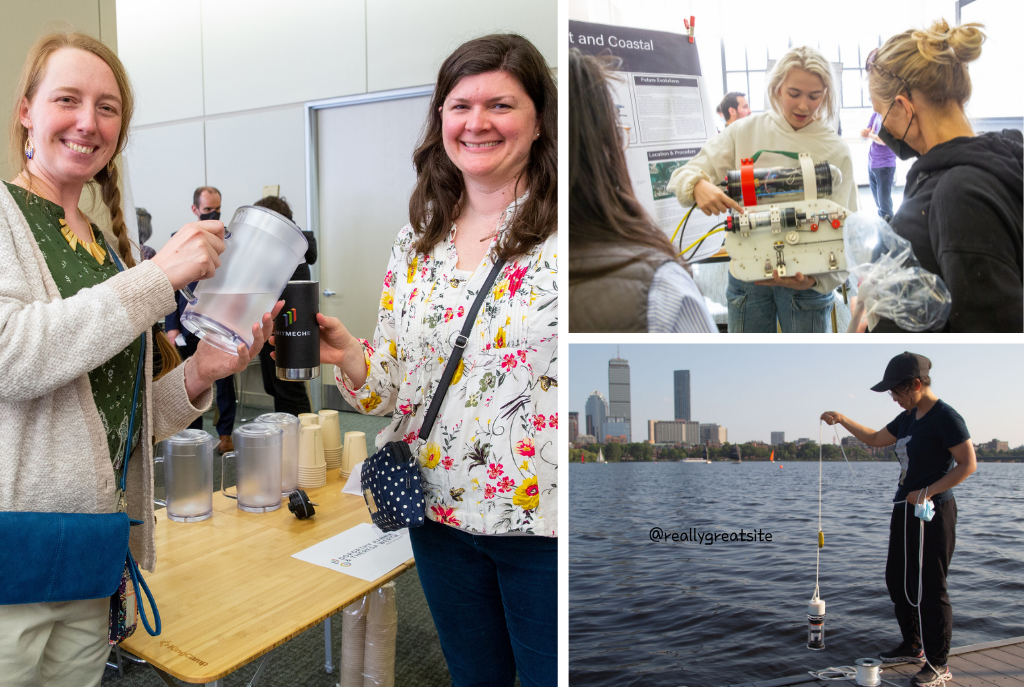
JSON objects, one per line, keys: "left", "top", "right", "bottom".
{"left": 668, "top": 46, "right": 858, "bottom": 332}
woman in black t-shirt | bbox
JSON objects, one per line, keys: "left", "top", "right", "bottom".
{"left": 821, "top": 352, "right": 976, "bottom": 687}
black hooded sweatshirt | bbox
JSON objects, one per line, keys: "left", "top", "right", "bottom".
{"left": 873, "top": 129, "right": 1023, "bottom": 332}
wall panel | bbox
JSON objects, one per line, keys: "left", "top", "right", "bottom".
{"left": 366, "top": 0, "right": 557, "bottom": 92}
{"left": 116, "top": 0, "right": 205, "bottom": 126}
{"left": 204, "top": 106, "right": 307, "bottom": 229}
{"left": 124, "top": 121, "right": 207, "bottom": 251}
{"left": 201, "top": 0, "right": 366, "bottom": 115}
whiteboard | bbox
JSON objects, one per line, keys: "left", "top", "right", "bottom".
{"left": 309, "top": 88, "right": 433, "bottom": 405}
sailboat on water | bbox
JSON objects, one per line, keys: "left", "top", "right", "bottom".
{"left": 729, "top": 445, "right": 742, "bottom": 464}
{"left": 597, "top": 447, "right": 607, "bottom": 463}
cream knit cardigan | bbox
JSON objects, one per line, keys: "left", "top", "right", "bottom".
{"left": 0, "top": 183, "right": 213, "bottom": 572}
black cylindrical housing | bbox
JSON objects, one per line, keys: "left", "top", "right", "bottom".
{"left": 721, "top": 161, "right": 836, "bottom": 203}
{"left": 275, "top": 281, "right": 320, "bottom": 381}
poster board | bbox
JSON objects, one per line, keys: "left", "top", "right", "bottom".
{"left": 569, "top": 20, "right": 725, "bottom": 261}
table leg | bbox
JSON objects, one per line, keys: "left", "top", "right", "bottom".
{"left": 324, "top": 616, "right": 333, "bottom": 674}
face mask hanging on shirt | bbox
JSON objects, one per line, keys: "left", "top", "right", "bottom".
{"left": 914, "top": 487, "right": 935, "bottom": 522}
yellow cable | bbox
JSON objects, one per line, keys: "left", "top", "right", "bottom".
{"left": 669, "top": 206, "right": 694, "bottom": 244}
{"left": 679, "top": 227, "right": 724, "bottom": 257}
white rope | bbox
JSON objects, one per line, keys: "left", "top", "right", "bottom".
{"left": 832, "top": 423, "right": 858, "bottom": 475}
{"left": 815, "top": 421, "right": 822, "bottom": 596}
{"left": 903, "top": 490, "right": 951, "bottom": 682}
{"left": 809, "top": 666, "right": 856, "bottom": 680}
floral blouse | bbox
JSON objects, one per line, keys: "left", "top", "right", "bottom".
{"left": 338, "top": 199, "right": 558, "bottom": 537}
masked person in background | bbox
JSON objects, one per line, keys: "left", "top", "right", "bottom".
{"left": 165, "top": 186, "right": 238, "bottom": 452}
{"left": 0, "top": 32, "right": 276, "bottom": 684}
{"left": 294, "top": 34, "right": 557, "bottom": 687}
{"left": 863, "top": 20, "right": 1022, "bottom": 332}
{"left": 822, "top": 352, "right": 976, "bottom": 687}
{"left": 667, "top": 46, "right": 858, "bottom": 333}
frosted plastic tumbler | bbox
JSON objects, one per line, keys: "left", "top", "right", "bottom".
{"left": 221, "top": 423, "right": 283, "bottom": 513}
{"left": 154, "top": 429, "right": 215, "bottom": 522}
{"left": 255, "top": 412, "right": 300, "bottom": 495}
{"left": 181, "top": 205, "right": 308, "bottom": 354}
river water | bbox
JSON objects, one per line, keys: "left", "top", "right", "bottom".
{"left": 569, "top": 460, "right": 1024, "bottom": 686}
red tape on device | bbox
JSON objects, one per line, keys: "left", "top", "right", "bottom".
{"left": 740, "top": 158, "right": 756, "bottom": 207}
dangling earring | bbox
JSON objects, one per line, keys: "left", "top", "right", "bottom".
{"left": 24, "top": 137, "right": 34, "bottom": 160}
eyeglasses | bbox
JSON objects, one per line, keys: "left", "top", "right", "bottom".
{"left": 617, "top": 123, "right": 632, "bottom": 150}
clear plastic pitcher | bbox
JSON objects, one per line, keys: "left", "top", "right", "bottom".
{"left": 154, "top": 429, "right": 215, "bottom": 522}
{"left": 221, "top": 423, "right": 283, "bottom": 513}
{"left": 254, "top": 412, "right": 299, "bottom": 495}
{"left": 181, "top": 206, "right": 308, "bottom": 354}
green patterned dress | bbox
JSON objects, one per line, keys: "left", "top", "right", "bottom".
{"left": 4, "top": 181, "right": 143, "bottom": 494}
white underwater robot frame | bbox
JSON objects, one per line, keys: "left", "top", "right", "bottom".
{"left": 721, "top": 152, "right": 849, "bottom": 282}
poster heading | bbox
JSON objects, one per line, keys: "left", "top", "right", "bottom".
{"left": 568, "top": 20, "right": 702, "bottom": 76}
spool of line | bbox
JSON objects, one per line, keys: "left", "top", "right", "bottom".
{"left": 855, "top": 658, "right": 882, "bottom": 687}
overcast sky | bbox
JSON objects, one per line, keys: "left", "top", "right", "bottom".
{"left": 569, "top": 344, "right": 1023, "bottom": 446}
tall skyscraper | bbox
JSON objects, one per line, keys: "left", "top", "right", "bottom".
{"left": 674, "top": 370, "right": 691, "bottom": 420}
{"left": 608, "top": 356, "right": 631, "bottom": 441}
{"left": 585, "top": 391, "right": 608, "bottom": 443}
{"left": 771, "top": 431, "right": 786, "bottom": 445}
{"left": 569, "top": 412, "right": 579, "bottom": 444}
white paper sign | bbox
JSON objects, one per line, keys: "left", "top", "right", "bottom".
{"left": 291, "top": 522, "right": 413, "bottom": 581}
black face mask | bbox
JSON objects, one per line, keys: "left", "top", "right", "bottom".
{"left": 198, "top": 210, "right": 220, "bottom": 221}
{"left": 879, "top": 100, "right": 920, "bottom": 160}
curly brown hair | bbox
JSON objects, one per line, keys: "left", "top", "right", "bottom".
{"left": 408, "top": 34, "right": 556, "bottom": 262}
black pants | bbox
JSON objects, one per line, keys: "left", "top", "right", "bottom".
{"left": 178, "top": 334, "right": 236, "bottom": 437}
{"left": 885, "top": 497, "right": 957, "bottom": 665}
{"left": 258, "top": 343, "right": 311, "bottom": 416}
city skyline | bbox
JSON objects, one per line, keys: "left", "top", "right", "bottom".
{"left": 569, "top": 344, "right": 1024, "bottom": 446}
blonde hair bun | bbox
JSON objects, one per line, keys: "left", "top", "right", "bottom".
{"left": 913, "top": 19, "right": 985, "bottom": 65}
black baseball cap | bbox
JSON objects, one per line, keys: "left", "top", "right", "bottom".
{"left": 871, "top": 352, "right": 931, "bottom": 392}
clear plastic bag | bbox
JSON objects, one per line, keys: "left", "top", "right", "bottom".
{"left": 843, "top": 212, "right": 952, "bottom": 331}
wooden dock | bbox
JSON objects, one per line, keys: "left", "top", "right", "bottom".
{"left": 727, "top": 636, "right": 1024, "bottom": 687}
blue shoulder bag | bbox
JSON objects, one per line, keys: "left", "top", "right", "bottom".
{"left": 0, "top": 246, "right": 160, "bottom": 643}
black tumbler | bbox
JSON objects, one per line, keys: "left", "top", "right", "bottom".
{"left": 275, "top": 281, "right": 320, "bottom": 381}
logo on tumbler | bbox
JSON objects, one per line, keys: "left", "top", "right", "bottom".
{"left": 283, "top": 308, "right": 298, "bottom": 327}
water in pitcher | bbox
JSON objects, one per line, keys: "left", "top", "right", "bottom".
{"left": 193, "top": 291, "right": 275, "bottom": 342}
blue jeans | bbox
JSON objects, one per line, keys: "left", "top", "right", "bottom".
{"left": 726, "top": 273, "right": 835, "bottom": 332}
{"left": 409, "top": 520, "right": 557, "bottom": 687}
{"left": 869, "top": 166, "right": 896, "bottom": 221}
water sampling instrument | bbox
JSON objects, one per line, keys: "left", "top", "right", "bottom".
{"left": 721, "top": 151, "right": 849, "bottom": 282}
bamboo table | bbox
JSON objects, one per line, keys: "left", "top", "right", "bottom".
{"left": 119, "top": 470, "right": 415, "bottom": 685}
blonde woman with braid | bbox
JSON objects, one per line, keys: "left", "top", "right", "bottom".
{"left": 667, "top": 46, "right": 858, "bottom": 332}
{"left": 864, "top": 20, "right": 1021, "bottom": 332}
{"left": 0, "top": 33, "right": 278, "bottom": 684}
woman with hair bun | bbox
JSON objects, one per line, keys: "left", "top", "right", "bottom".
{"left": 667, "top": 46, "right": 858, "bottom": 333}
{"left": 865, "top": 20, "right": 1022, "bottom": 332}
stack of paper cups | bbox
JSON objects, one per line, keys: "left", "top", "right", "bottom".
{"left": 298, "top": 413, "right": 319, "bottom": 427}
{"left": 319, "top": 409, "right": 343, "bottom": 470}
{"left": 340, "top": 597, "right": 367, "bottom": 687}
{"left": 298, "top": 423, "right": 326, "bottom": 488}
{"left": 342, "top": 431, "right": 368, "bottom": 480}
{"left": 363, "top": 582, "right": 397, "bottom": 687}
